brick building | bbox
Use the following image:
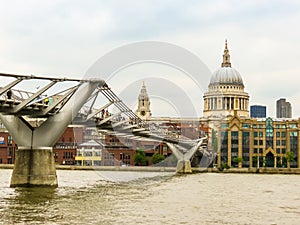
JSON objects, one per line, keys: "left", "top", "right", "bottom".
{"left": 0, "top": 130, "right": 17, "bottom": 164}
{"left": 53, "top": 126, "right": 83, "bottom": 165}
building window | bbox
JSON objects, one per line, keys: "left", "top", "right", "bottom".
{"left": 242, "top": 124, "right": 250, "bottom": 129}
{"left": 231, "top": 131, "right": 238, "bottom": 152}
{"left": 276, "top": 132, "right": 280, "bottom": 137}
{"left": 221, "top": 132, "right": 228, "bottom": 149}
{"left": 242, "top": 132, "right": 250, "bottom": 153}
{"left": 8, "top": 136, "right": 13, "bottom": 145}
{"left": 231, "top": 152, "right": 238, "bottom": 156}
{"left": 231, "top": 131, "right": 238, "bottom": 140}
{"left": 7, "top": 147, "right": 13, "bottom": 157}
{"left": 290, "top": 131, "right": 298, "bottom": 137}
{"left": 266, "top": 118, "right": 273, "bottom": 148}
{"left": 84, "top": 151, "right": 92, "bottom": 157}
{"left": 221, "top": 124, "right": 228, "bottom": 128}
{"left": 281, "top": 132, "right": 286, "bottom": 138}
{"left": 276, "top": 148, "right": 280, "bottom": 154}
{"left": 94, "top": 150, "right": 101, "bottom": 156}
{"left": 290, "top": 134, "right": 298, "bottom": 165}
{"left": 254, "top": 132, "right": 258, "bottom": 137}
{"left": 220, "top": 132, "right": 228, "bottom": 164}
{"left": 94, "top": 160, "right": 101, "bottom": 166}
{"left": 254, "top": 140, "right": 258, "bottom": 145}
{"left": 276, "top": 140, "right": 280, "bottom": 146}
{"left": 259, "top": 140, "right": 263, "bottom": 145}
{"left": 63, "top": 152, "right": 73, "bottom": 159}
{"left": 281, "top": 140, "right": 286, "bottom": 146}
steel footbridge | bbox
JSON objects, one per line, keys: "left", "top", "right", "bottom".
{"left": 0, "top": 72, "right": 212, "bottom": 187}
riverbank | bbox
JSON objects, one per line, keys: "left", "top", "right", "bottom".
{"left": 0, "top": 164, "right": 176, "bottom": 172}
{"left": 1, "top": 164, "right": 300, "bottom": 174}
{"left": 196, "top": 167, "right": 300, "bottom": 174}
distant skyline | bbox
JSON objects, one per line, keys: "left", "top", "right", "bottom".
{"left": 0, "top": 1, "right": 300, "bottom": 117}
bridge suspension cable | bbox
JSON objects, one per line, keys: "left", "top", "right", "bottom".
{"left": 0, "top": 72, "right": 209, "bottom": 155}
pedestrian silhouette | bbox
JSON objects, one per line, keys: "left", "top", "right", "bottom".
{"left": 7, "top": 90, "right": 12, "bottom": 99}
{"left": 45, "top": 96, "right": 49, "bottom": 105}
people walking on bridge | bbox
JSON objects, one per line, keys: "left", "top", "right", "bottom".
{"left": 44, "top": 96, "right": 49, "bottom": 105}
{"left": 101, "top": 109, "right": 105, "bottom": 118}
{"left": 6, "top": 90, "right": 12, "bottom": 99}
{"left": 105, "top": 109, "right": 109, "bottom": 118}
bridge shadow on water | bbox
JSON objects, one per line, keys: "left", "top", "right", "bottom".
{"left": 13, "top": 187, "right": 57, "bottom": 204}
{"left": 1, "top": 171, "right": 177, "bottom": 225}
{"left": 2, "top": 187, "right": 60, "bottom": 224}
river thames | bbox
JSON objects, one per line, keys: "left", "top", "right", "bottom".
{"left": 0, "top": 169, "right": 300, "bottom": 225}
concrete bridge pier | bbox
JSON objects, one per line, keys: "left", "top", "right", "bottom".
{"left": 167, "top": 137, "right": 206, "bottom": 174}
{"left": 176, "top": 160, "right": 192, "bottom": 173}
{"left": 10, "top": 147, "right": 57, "bottom": 187}
{"left": 0, "top": 79, "right": 104, "bottom": 187}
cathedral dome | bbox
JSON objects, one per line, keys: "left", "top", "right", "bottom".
{"left": 203, "top": 40, "right": 249, "bottom": 119}
{"left": 209, "top": 40, "right": 244, "bottom": 87}
{"left": 210, "top": 66, "right": 244, "bottom": 86}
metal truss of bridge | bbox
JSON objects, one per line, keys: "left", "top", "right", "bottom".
{"left": 0, "top": 72, "right": 211, "bottom": 187}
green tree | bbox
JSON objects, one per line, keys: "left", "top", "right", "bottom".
{"left": 286, "top": 151, "right": 295, "bottom": 169}
{"left": 134, "top": 149, "right": 147, "bottom": 166}
{"left": 233, "top": 157, "right": 243, "bottom": 163}
{"left": 152, "top": 153, "right": 165, "bottom": 165}
{"left": 221, "top": 163, "right": 230, "bottom": 170}
{"left": 233, "top": 157, "right": 243, "bottom": 168}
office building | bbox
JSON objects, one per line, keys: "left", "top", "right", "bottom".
{"left": 218, "top": 114, "right": 299, "bottom": 168}
{"left": 276, "top": 98, "right": 292, "bottom": 118}
{"left": 250, "top": 105, "right": 266, "bottom": 118}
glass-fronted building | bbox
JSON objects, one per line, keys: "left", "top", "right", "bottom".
{"left": 218, "top": 114, "right": 299, "bottom": 168}
{"left": 250, "top": 105, "right": 266, "bottom": 118}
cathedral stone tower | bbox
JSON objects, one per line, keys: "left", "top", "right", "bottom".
{"left": 136, "top": 81, "right": 151, "bottom": 120}
{"left": 203, "top": 40, "right": 249, "bottom": 118}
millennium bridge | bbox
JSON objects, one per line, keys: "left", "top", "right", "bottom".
{"left": 0, "top": 72, "right": 212, "bottom": 187}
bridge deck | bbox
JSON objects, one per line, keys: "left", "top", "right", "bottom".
{"left": 0, "top": 72, "right": 209, "bottom": 154}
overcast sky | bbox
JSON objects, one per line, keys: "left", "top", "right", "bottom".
{"left": 1, "top": 0, "right": 300, "bottom": 118}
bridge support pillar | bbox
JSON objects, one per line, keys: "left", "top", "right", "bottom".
{"left": 0, "top": 80, "right": 104, "bottom": 187}
{"left": 10, "top": 147, "right": 57, "bottom": 187}
{"left": 176, "top": 160, "right": 192, "bottom": 173}
{"left": 166, "top": 137, "right": 207, "bottom": 174}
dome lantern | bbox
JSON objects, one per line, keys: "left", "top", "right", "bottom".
{"left": 221, "top": 39, "right": 231, "bottom": 67}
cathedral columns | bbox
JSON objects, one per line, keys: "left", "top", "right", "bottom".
{"left": 241, "top": 98, "right": 244, "bottom": 110}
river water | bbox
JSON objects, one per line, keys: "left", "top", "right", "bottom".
{"left": 0, "top": 169, "right": 300, "bottom": 225}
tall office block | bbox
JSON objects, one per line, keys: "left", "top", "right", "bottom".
{"left": 250, "top": 105, "right": 266, "bottom": 118}
{"left": 276, "top": 98, "right": 292, "bottom": 118}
